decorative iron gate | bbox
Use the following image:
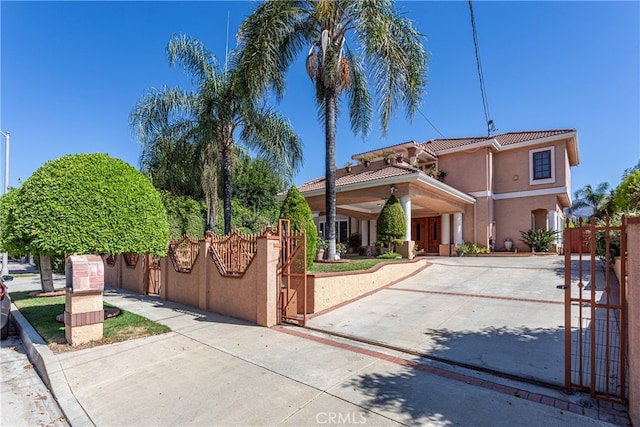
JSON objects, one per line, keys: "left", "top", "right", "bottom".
{"left": 145, "top": 254, "right": 162, "bottom": 295}
{"left": 277, "top": 219, "right": 307, "bottom": 326}
{"left": 564, "top": 217, "right": 627, "bottom": 403}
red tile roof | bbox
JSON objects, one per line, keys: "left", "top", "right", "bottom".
{"left": 298, "top": 164, "right": 418, "bottom": 193}
{"left": 419, "top": 129, "right": 575, "bottom": 152}
{"left": 300, "top": 129, "right": 576, "bottom": 193}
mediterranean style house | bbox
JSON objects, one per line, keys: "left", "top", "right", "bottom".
{"left": 297, "top": 129, "right": 580, "bottom": 255}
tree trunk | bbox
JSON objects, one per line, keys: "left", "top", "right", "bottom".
{"left": 222, "top": 134, "right": 234, "bottom": 235}
{"left": 38, "top": 254, "right": 55, "bottom": 293}
{"left": 324, "top": 88, "right": 338, "bottom": 261}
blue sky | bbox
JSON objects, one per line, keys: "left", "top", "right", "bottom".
{"left": 1, "top": 1, "right": 638, "bottom": 198}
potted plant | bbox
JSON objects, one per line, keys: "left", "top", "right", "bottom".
{"left": 382, "top": 151, "right": 393, "bottom": 165}
{"left": 455, "top": 243, "right": 469, "bottom": 257}
{"left": 344, "top": 161, "right": 353, "bottom": 173}
{"left": 347, "top": 232, "right": 361, "bottom": 253}
{"left": 395, "top": 151, "right": 405, "bottom": 163}
{"left": 335, "top": 242, "right": 348, "bottom": 259}
{"left": 316, "top": 239, "right": 328, "bottom": 261}
{"left": 361, "top": 155, "right": 373, "bottom": 167}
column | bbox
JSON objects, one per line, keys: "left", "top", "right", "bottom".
{"left": 360, "top": 220, "right": 369, "bottom": 246}
{"left": 454, "top": 212, "right": 463, "bottom": 244}
{"left": 548, "top": 210, "right": 560, "bottom": 248}
{"left": 370, "top": 221, "right": 377, "bottom": 246}
{"left": 441, "top": 214, "right": 451, "bottom": 245}
{"left": 400, "top": 196, "right": 412, "bottom": 241}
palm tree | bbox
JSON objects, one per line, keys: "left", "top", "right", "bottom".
{"left": 572, "top": 182, "right": 612, "bottom": 219}
{"left": 236, "top": 0, "right": 428, "bottom": 260}
{"left": 131, "top": 34, "right": 303, "bottom": 234}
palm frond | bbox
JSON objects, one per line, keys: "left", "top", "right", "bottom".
{"left": 353, "top": 0, "right": 428, "bottom": 133}
{"left": 236, "top": 0, "right": 310, "bottom": 100}
{"left": 167, "top": 33, "right": 218, "bottom": 83}
{"left": 239, "top": 106, "right": 303, "bottom": 185}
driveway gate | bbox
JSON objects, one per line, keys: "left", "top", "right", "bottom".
{"left": 564, "top": 217, "right": 627, "bottom": 403}
{"left": 277, "top": 219, "right": 307, "bottom": 326}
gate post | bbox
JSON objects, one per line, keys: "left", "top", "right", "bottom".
{"left": 255, "top": 234, "right": 280, "bottom": 327}
{"left": 64, "top": 255, "right": 105, "bottom": 346}
{"left": 627, "top": 218, "right": 640, "bottom": 425}
{"left": 563, "top": 221, "right": 573, "bottom": 394}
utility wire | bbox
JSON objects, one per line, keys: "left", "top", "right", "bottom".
{"left": 468, "top": 0, "right": 495, "bottom": 136}
{"left": 417, "top": 107, "right": 446, "bottom": 138}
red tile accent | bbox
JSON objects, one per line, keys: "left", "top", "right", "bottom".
{"left": 553, "top": 400, "right": 569, "bottom": 410}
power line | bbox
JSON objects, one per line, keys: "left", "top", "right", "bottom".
{"left": 468, "top": 0, "right": 495, "bottom": 136}
{"left": 417, "top": 107, "right": 446, "bottom": 138}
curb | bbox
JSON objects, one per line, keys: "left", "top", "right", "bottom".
{"left": 11, "top": 304, "right": 95, "bottom": 427}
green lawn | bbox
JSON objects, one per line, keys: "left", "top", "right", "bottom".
{"left": 308, "top": 258, "right": 405, "bottom": 274}
{"left": 10, "top": 291, "right": 170, "bottom": 352}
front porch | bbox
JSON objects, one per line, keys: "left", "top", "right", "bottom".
{"left": 299, "top": 161, "right": 476, "bottom": 256}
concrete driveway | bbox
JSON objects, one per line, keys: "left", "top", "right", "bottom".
{"left": 306, "top": 255, "right": 584, "bottom": 388}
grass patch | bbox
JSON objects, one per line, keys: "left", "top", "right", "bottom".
{"left": 308, "top": 258, "right": 405, "bottom": 274}
{"left": 7, "top": 273, "right": 38, "bottom": 278}
{"left": 10, "top": 291, "right": 170, "bottom": 353}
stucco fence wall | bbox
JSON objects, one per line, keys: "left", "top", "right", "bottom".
{"left": 622, "top": 218, "right": 639, "bottom": 425}
{"left": 102, "top": 236, "right": 280, "bottom": 327}
{"left": 306, "top": 258, "right": 430, "bottom": 315}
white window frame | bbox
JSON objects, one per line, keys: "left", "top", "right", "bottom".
{"left": 529, "top": 146, "right": 555, "bottom": 185}
{"left": 318, "top": 219, "right": 349, "bottom": 243}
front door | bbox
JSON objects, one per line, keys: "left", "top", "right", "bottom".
{"left": 412, "top": 217, "right": 441, "bottom": 254}
{"left": 427, "top": 217, "right": 441, "bottom": 253}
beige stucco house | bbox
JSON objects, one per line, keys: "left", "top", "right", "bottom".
{"left": 297, "top": 129, "right": 580, "bottom": 254}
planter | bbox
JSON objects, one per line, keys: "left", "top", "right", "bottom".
{"left": 364, "top": 160, "right": 371, "bottom": 167}
{"left": 345, "top": 166, "right": 352, "bottom": 173}
{"left": 384, "top": 158, "right": 391, "bottom": 165}
{"left": 504, "top": 239, "right": 513, "bottom": 252}
{"left": 316, "top": 249, "right": 325, "bottom": 261}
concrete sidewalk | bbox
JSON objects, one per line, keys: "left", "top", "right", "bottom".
{"left": 7, "top": 268, "right": 629, "bottom": 426}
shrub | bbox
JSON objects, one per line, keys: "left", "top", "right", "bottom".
{"left": 7, "top": 153, "right": 169, "bottom": 256}
{"left": 520, "top": 229, "right": 559, "bottom": 252}
{"left": 377, "top": 194, "right": 406, "bottom": 248}
{"left": 279, "top": 185, "right": 317, "bottom": 268}
{"left": 347, "top": 232, "right": 361, "bottom": 249}
{"left": 160, "top": 191, "right": 206, "bottom": 240}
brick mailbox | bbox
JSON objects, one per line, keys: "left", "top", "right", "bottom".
{"left": 64, "top": 255, "right": 105, "bottom": 345}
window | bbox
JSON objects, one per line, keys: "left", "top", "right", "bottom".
{"left": 529, "top": 146, "right": 555, "bottom": 185}
{"left": 318, "top": 219, "right": 349, "bottom": 243}
{"left": 533, "top": 150, "right": 551, "bottom": 180}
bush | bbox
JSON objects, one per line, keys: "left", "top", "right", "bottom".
{"left": 377, "top": 195, "right": 406, "bottom": 248}
{"left": 520, "top": 229, "right": 559, "bottom": 252}
{"left": 347, "top": 232, "right": 361, "bottom": 249}
{"left": 160, "top": 191, "right": 206, "bottom": 240}
{"left": 4, "top": 153, "right": 169, "bottom": 255}
{"left": 279, "top": 185, "right": 317, "bottom": 268}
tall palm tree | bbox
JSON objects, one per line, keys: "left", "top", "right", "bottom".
{"left": 572, "top": 182, "right": 612, "bottom": 219}
{"left": 236, "top": 0, "right": 428, "bottom": 259}
{"left": 131, "top": 34, "right": 303, "bottom": 234}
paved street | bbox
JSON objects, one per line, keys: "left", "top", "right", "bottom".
{"left": 1, "top": 333, "right": 68, "bottom": 426}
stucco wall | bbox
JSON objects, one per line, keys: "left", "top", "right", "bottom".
{"left": 494, "top": 195, "right": 561, "bottom": 252}
{"left": 103, "top": 256, "right": 120, "bottom": 287}
{"left": 309, "top": 259, "right": 429, "bottom": 314}
{"left": 627, "top": 219, "right": 639, "bottom": 425}
{"left": 120, "top": 259, "right": 145, "bottom": 294}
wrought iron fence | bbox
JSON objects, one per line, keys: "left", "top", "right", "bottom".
{"left": 209, "top": 230, "right": 262, "bottom": 277}
{"left": 168, "top": 234, "right": 201, "bottom": 273}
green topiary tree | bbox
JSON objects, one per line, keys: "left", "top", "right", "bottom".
{"left": 377, "top": 194, "right": 406, "bottom": 250}
{"left": 3, "top": 153, "right": 169, "bottom": 292}
{"left": 278, "top": 185, "right": 317, "bottom": 268}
